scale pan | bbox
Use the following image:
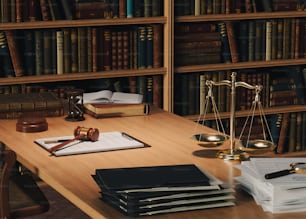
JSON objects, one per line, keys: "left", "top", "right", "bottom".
{"left": 239, "top": 139, "right": 275, "bottom": 153}
{"left": 192, "top": 133, "right": 227, "bottom": 147}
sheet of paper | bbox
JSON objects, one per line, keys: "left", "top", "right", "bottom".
{"left": 35, "top": 131, "right": 146, "bottom": 156}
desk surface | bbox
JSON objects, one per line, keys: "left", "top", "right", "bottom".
{"left": 0, "top": 109, "right": 304, "bottom": 219}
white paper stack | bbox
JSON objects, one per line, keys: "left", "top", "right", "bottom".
{"left": 235, "top": 158, "right": 306, "bottom": 213}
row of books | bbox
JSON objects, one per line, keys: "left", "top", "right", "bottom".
{"left": 0, "top": 24, "right": 163, "bottom": 77}
{"left": 174, "top": 22, "right": 222, "bottom": 66}
{"left": 0, "top": 0, "right": 163, "bottom": 23}
{"left": 234, "top": 18, "right": 306, "bottom": 62}
{"left": 174, "top": 19, "right": 306, "bottom": 66}
{"left": 175, "top": 0, "right": 305, "bottom": 16}
{"left": 174, "top": 66, "right": 306, "bottom": 116}
{"left": 270, "top": 112, "right": 306, "bottom": 154}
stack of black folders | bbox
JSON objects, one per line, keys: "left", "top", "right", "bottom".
{"left": 92, "top": 164, "right": 235, "bottom": 217}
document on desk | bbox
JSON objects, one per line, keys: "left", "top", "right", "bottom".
{"left": 235, "top": 157, "right": 306, "bottom": 214}
{"left": 35, "top": 131, "right": 148, "bottom": 156}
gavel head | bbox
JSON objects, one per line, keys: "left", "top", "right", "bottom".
{"left": 74, "top": 126, "right": 99, "bottom": 141}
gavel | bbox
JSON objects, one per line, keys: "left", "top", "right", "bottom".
{"left": 48, "top": 126, "right": 99, "bottom": 153}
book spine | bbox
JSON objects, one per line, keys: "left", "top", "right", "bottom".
{"left": 146, "top": 26, "right": 153, "bottom": 68}
{"left": 144, "top": 0, "right": 152, "bottom": 17}
{"left": 40, "top": 0, "right": 51, "bottom": 21}
{"left": 60, "top": 0, "right": 73, "bottom": 20}
{"left": 77, "top": 27, "right": 87, "bottom": 72}
{"left": 0, "top": 31, "right": 14, "bottom": 77}
{"left": 265, "top": 20, "right": 272, "bottom": 61}
{"left": 92, "top": 27, "right": 98, "bottom": 72}
{"left": 35, "top": 30, "right": 43, "bottom": 75}
{"left": 56, "top": 30, "right": 64, "bottom": 75}
{"left": 217, "top": 22, "right": 231, "bottom": 63}
{"left": 5, "top": 30, "right": 24, "bottom": 77}
{"left": 119, "top": 0, "right": 126, "bottom": 18}
{"left": 152, "top": 0, "right": 161, "bottom": 16}
{"left": 103, "top": 29, "right": 112, "bottom": 71}
{"left": 225, "top": 21, "right": 239, "bottom": 63}
{"left": 70, "top": 28, "right": 78, "bottom": 73}
{"left": 43, "top": 30, "right": 53, "bottom": 74}
{"left": 63, "top": 28, "right": 72, "bottom": 73}
{"left": 117, "top": 30, "right": 123, "bottom": 69}
{"left": 87, "top": 27, "right": 93, "bottom": 72}
{"left": 16, "top": 0, "right": 23, "bottom": 22}
{"left": 122, "top": 30, "right": 129, "bottom": 69}
{"left": 126, "top": 0, "right": 134, "bottom": 18}
{"left": 137, "top": 26, "right": 146, "bottom": 69}
{"left": 152, "top": 24, "right": 162, "bottom": 68}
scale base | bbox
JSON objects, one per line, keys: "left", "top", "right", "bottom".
{"left": 217, "top": 149, "right": 249, "bottom": 161}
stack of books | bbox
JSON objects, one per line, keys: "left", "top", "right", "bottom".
{"left": 92, "top": 164, "right": 235, "bottom": 217}
{"left": 235, "top": 157, "right": 306, "bottom": 213}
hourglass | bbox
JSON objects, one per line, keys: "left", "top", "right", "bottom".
{"left": 65, "top": 89, "right": 85, "bottom": 121}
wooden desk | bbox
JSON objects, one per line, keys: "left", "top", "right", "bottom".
{"left": 0, "top": 109, "right": 304, "bottom": 219}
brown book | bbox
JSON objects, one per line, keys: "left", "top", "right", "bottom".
{"left": 276, "top": 112, "right": 289, "bottom": 153}
{"left": 0, "top": 92, "right": 63, "bottom": 113}
{"left": 28, "top": 0, "right": 39, "bottom": 21}
{"left": 111, "top": 30, "right": 118, "bottom": 70}
{"left": 40, "top": 0, "right": 51, "bottom": 21}
{"left": 92, "top": 27, "right": 98, "bottom": 72}
{"left": 84, "top": 103, "right": 150, "bottom": 118}
{"left": 175, "top": 32, "right": 220, "bottom": 43}
{"left": 152, "top": 24, "right": 162, "bottom": 68}
{"left": 119, "top": 0, "right": 126, "bottom": 17}
{"left": 103, "top": 29, "right": 112, "bottom": 71}
{"left": 16, "top": 0, "right": 23, "bottom": 22}
{"left": 226, "top": 21, "right": 239, "bottom": 63}
{"left": 294, "top": 18, "right": 300, "bottom": 59}
{"left": 176, "top": 23, "right": 217, "bottom": 34}
{"left": 122, "top": 30, "right": 129, "bottom": 69}
{"left": 153, "top": 75, "right": 162, "bottom": 108}
{"left": 75, "top": 2, "right": 106, "bottom": 19}
{"left": 5, "top": 30, "right": 24, "bottom": 77}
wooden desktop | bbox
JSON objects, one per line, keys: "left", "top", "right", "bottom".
{"left": 0, "top": 109, "right": 304, "bottom": 219}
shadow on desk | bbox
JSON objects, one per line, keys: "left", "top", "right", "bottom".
{"left": 20, "top": 182, "right": 90, "bottom": 219}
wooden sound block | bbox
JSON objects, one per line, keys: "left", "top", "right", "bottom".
{"left": 16, "top": 117, "right": 48, "bottom": 133}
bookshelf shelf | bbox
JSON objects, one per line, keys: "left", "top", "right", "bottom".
{"left": 175, "top": 11, "right": 306, "bottom": 22}
{"left": 0, "top": 68, "right": 167, "bottom": 86}
{"left": 0, "top": 17, "right": 167, "bottom": 30}
{"left": 175, "top": 59, "right": 306, "bottom": 73}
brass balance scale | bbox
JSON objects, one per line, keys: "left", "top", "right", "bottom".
{"left": 192, "top": 72, "right": 275, "bottom": 160}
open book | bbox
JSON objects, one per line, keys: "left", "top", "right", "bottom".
{"left": 83, "top": 90, "right": 143, "bottom": 104}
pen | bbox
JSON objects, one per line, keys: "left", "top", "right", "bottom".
{"left": 44, "top": 139, "right": 72, "bottom": 144}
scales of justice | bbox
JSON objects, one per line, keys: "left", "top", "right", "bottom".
{"left": 193, "top": 72, "right": 275, "bottom": 160}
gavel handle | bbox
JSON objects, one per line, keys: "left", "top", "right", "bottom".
{"left": 48, "top": 134, "right": 85, "bottom": 153}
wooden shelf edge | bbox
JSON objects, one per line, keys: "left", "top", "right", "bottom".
{"left": 185, "top": 105, "right": 306, "bottom": 121}
{"left": 0, "top": 68, "right": 166, "bottom": 85}
{"left": 0, "top": 17, "right": 167, "bottom": 30}
{"left": 175, "top": 11, "right": 306, "bottom": 22}
{"left": 175, "top": 59, "right": 306, "bottom": 73}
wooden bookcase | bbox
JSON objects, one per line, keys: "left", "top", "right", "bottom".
{"left": 0, "top": 1, "right": 173, "bottom": 111}
{"left": 173, "top": 1, "right": 306, "bottom": 154}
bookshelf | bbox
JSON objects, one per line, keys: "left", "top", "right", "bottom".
{"left": 0, "top": 0, "right": 173, "bottom": 111}
{"left": 173, "top": 1, "right": 306, "bottom": 154}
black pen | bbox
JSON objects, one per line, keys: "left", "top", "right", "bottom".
{"left": 44, "top": 139, "right": 72, "bottom": 144}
